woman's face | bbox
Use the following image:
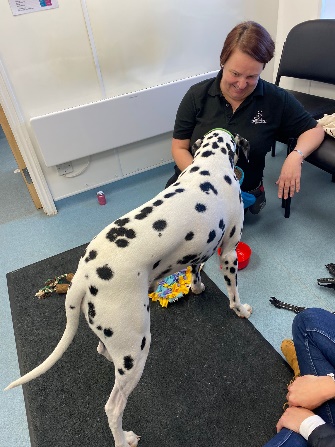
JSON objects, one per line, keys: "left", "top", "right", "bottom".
{"left": 220, "top": 49, "right": 264, "bottom": 104}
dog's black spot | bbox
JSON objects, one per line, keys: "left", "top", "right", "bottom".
{"left": 221, "top": 147, "right": 227, "bottom": 155}
{"left": 106, "top": 227, "right": 136, "bottom": 243}
{"left": 164, "top": 192, "right": 176, "bottom": 198}
{"left": 135, "top": 207, "right": 153, "bottom": 220}
{"left": 224, "top": 175, "right": 232, "bottom": 185}
{"left": 118, "top": 368, "right": 125, "bottom": 375}
{"left": 89, "top": 285, "right": 98, "bottom": 296}
{"left": 224, "top": 275, "right": 231, "bottom": 286}
{"left": 124, "top": 355, "right": 134, "bottom": 370}
{"left": 115, "top": 239, "right": 129, "bottom": 248}
{"left": 153, "top": 220, "right": 167, "bottom": 234}
{"left": 115, "top": 218, "right": 130, "bottom": 227}
{"left": 141, "top": 337, "right": 146, "bottom": 350}
{"left": 88, "top": 302, "right": 96, "bottom": 319}
{"left": 230, "top": 267, "right": 236, "bottom": 274}
{"left": 69, "top": 305, "right": 75, "bottom": 309}
{"left": 234, "top": 259, "right": 238, "bottom": 266}
{"left": 207, "top": 230, "right": 216, "bottom": 244}
{"left": 200, "top": 170, "right": 210, "bottom": 176}
{"left": 177, "top": 254, "right": 198, "bottom": 264}
{"left": 200, "top": 182, "right": 218, "bottom": 195}
{"left": 153, "top": 260, "right": 161, "bottom": 269}
{"left": 97, "top": 264, "right": 114, "bottom": 280}
{"left": 190, "top": 166, "right": 199, "bottom": 173}
{"left": 202, "top": 150, "right": 215, "bottom": 158}
{"left": 153, "top": 199, "right": 163, "bottom": 207}
{"left": 212, "top": 141, "right": 219, "bottom": 149}
{"left": 219, "top": 219, "right": 225, "bottom": 231}
{"left": 175, "top": 188, "right": 185, "bottom": 193}
{"left": 230, "top": 226, "right": 236, "bottom": 238}
{"left": 185, "top": 231, "right": 194, "bottom": 241}
{"left": 104, "top": 328, "right": 113, "bottom": 337}
{"left": 97, "top": 325, "right": 102, "bottom": 331}
{"left": 195, "top": 203, "right": 206, "bottom": 213}
{"left": 85, "top": 250, "right": 97, "bottom": 262}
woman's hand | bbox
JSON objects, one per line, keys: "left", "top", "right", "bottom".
{"left": 287, "top": 375, "right": 335, "bottom": 410}
{"left": 276, "top": 406, "right": 315, "bottom": 433}
{"left": 276, "top": 151, "right": 303, "bottom": 199}
{"left": 276, "top": 124, "right": 324, "bottom": 199}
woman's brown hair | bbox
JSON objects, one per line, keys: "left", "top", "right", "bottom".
{"left": 220, "top": 21, "right": 275, "bottom": 67}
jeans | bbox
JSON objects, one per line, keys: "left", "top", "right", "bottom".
{"left": 263, "top": 308, "right": 335, "bottom": 446}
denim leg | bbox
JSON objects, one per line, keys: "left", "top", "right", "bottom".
{"left": 262, "top": 428, "right": 307, "bottom": 447}
{"left": 292, "top": 308, "right": 335, "bottom": 425}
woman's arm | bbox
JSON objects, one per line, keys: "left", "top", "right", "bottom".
{"left": 276, "top": 124, "right": 325, "bottom": 199}
{"left": 171, "top": 138, "right": 193, "bottom": 172}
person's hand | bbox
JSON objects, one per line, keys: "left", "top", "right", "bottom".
{"left": 276, "top": 406, "right": 315, "bottom": 433}
{"left": 276, "top": 151, "right": 303, "bottom": 199}
{"left": 287, "top": 375, "right": 335, "bottom": 409}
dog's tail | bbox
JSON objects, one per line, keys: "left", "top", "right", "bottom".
{"left": 4, "top": 277, "right": 84, "bottom": 391}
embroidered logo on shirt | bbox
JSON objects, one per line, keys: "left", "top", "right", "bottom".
{"left": 252, "top": 111, "right": 266, "bottom": 124}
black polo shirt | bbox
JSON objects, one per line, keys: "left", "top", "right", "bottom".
{"left": 173, "top": 70, "right": 317, "bottom": 190}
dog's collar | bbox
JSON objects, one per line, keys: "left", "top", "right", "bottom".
{"left": 204, "top": 128, "right": 234, "bottom": 139}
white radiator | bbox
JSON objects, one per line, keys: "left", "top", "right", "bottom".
{"left": 30, "top": 71, "right": 218, "bottom": 167}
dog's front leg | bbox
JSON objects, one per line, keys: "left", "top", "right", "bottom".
{"left": 190, "top": 264, "right": 205, "bottom": 294}
{"left": 220, "top": 250, "right": 252, "bottom": 318}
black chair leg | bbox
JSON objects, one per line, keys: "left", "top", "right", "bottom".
{"left": 282, "top": 196, "right": 291, "bottom": 218}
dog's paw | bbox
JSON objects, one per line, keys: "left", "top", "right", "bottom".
{"left": 124, "top": 431, "right": 140, "bottom": 446}
{"left": 191, "top": 282, "right": 205, "bottom": 295}
{"left": 231, "top": 303, "right": 252, "bottom": 318}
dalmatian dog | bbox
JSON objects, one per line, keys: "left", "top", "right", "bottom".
{"left": 5, "top": 128, "right": 252, "bottom": 447}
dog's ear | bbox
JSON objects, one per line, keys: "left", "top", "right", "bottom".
{"left": 234, "top": 134, "right": 250, "bottom": 162}
{"left": 191, "top": 138, "right": 204, "bottom": 156}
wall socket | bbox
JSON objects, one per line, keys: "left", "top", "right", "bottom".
{"left": 56, "top": 162, "right": 73, "bottom": 176}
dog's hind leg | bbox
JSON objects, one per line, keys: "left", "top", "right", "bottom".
{"left": 105, "top": 383, "right": 139, "bottom": 447}
{"left": 104, "top": 324, "right": 151, "bottom": 447}
{"left": 220, "top": 250, "right": 252, "bottom": 318}
{"left": 190, "top": 264, "right": 205, "bottom": 294}
{"left": 105, "top": 350, "right": 149, "bottom": 447}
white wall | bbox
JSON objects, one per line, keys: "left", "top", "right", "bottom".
{"left": 1, "top": 0, "right": 279, "bottom": 204}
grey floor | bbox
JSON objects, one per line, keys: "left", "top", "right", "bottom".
{"left": 1, "top": 126, "right": 334, "bottom": 446}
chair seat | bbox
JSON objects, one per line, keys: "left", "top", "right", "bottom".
{"left": 287, "top": 89, "right": 335, "bottom": 119}
{"left": 306, "top": 134, "right": 335, "bottom": 174}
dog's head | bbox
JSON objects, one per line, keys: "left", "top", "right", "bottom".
{"left": 191, "top": 129, "right": 250, "bottom": 167}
